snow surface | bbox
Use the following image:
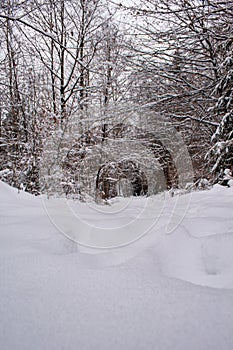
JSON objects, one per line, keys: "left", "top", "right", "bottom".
{"left": 1, "top": 181, "right": 233, "bottom": 350}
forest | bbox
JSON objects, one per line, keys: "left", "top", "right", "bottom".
{"left": 0, "top": 0, "right": 232, "bottom": 201}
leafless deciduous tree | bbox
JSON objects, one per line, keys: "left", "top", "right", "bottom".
{"left": 122, "top": 0, "right": 233, "bottom": 181}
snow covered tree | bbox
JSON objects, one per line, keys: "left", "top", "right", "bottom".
{"left": 0, "top": 0, "right": 128, "bottom": 195}
{"left": 208, "top": 56, "right": 233, "bottom": 180}
{"left": 120, "top": 0, "right": 233, "bottom": 181}
{"left": 0, "top": 1, "right": 57, "bottom": 193}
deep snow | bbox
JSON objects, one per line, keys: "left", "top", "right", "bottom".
{"left": 1, "top": 181, "right": 233, "bottom": 350}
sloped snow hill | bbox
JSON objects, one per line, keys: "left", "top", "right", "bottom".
{"left": 1, "top": 180, "right": 233, "bottom": 350}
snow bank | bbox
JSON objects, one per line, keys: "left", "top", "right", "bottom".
{"left": 153, "top": 184, "right": 233, "bottom": 289}
{"left": 1, "top": 181, "right": 233, "bottom": 350}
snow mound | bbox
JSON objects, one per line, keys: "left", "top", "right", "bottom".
{"left": 1, "top": 181, "right": 233, "bottom": 350}
{"left": 0, "top": 180, "right": 34, "bottom": 203}
{"left": 149, "top": 184, "right": 233, "bottom": 288}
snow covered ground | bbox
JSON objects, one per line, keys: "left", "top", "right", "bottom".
{"left": 1, "top": 180, "right": 233, "bottom": 350}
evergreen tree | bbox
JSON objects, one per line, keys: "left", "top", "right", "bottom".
{"left": 208, "top": 46, "right": 233, "bottom": 180}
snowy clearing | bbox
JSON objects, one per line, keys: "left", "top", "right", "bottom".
{"left": 1, "top": 181, "right": 233, "bottom": 350}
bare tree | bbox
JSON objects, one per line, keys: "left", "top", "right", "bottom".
{"left": 121, "top": 0, "right": 233, "bottom": 180}
{"left": 0, "top": 0, "right": 129, "bottom": 195}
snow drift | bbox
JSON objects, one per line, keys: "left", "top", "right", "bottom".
{"left": 1, "top": 181, "right": 233, "bottom": 350}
